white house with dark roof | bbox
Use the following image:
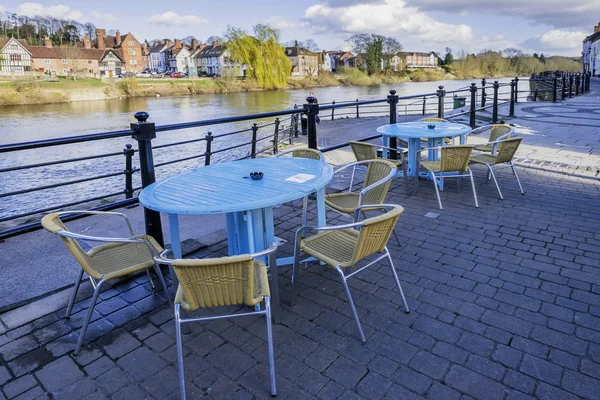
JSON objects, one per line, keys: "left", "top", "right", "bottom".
{"left": 196, "top": 42, "right": 245, "bottom": 77}
{"left": 149, "top": 42, "right": 169, "bottom": 72}
{"left": 0, "top": 37, "right": 32, "bottom": 76}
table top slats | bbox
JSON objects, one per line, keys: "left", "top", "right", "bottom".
{"left": 139, "top": 158, "right": 333, "bottom": 214}
{"left": 377, "top": 122, "right": 471, "bottom": 139}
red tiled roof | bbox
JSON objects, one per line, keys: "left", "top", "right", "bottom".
{"left": 29, "top": 46, "right": 123, "bottom": 61}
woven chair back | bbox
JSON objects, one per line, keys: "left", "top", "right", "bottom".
{"left": 362, "top": 160, "right": 396, "bottom": 205}
{"left": 349, "top": 141, "right": 378, "bottom": 162}
{"left": 440, "top": 145, "right": 473, "bottom": 172}
{"left": 495, "top": 137, "right": 522, "bottom": 164}
{"left": 489, "top": 125, "right": 512, "bottom": 142}
{"left": 421, "top": 118, "right": 445, "bottom": 122}
{"left": 352, "top": 206, "right": 404, "bottom": 263}
{"left": 172, "top": 255, "right": 269, "bottom": 310}
{"left": 292, "top": 148, "right": 324, "bottom": 161}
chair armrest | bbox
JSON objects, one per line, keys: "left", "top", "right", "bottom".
{"left": 467, "top": 125, "right": 493, "bottom": 136}
{"left": 154, "top": 249, "right": 174, "bottom": 265}
{"left": 274, "top": 150, "right": 292, "bottom": 158}
{"left": 56, "top": 230, "right": 157, "bottom": 255}
{"left": 250, "top": 242, "right": 278, "bottom": 259}
{"left": 55, "top": 210, "right": 135, "bottom": 236}
{"left": 295, "top": 221, "right": 365, "bottom": 237}
{"left": 416, "top": 146, "right": 442, "bottom": 154}
{"left": 333, "top": 160, "right": 373, "bottom": 175}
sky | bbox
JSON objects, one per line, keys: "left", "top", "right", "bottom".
{"left": 0, "top": 0, "right": 597, "bottom": 56}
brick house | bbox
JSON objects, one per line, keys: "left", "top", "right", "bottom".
{"left": 401, "top": 51, "right": 439, "bottom": 69}
{"left": 29, "top": 36, "right": 124, "bottom": 77}
{"left": 95, "top": 28, "right": 143, "bottom": 73}
{"left": 0, "top": 37, "right": 32, "bottom": 76}
{"left": 285, "top": 42, "right": 319, "bottom": 76}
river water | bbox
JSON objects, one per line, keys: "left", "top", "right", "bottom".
{"left": 0, "top": 77, "right": 516, "bottom": 221}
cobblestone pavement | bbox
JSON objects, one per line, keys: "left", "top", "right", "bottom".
{"left": 1, "top": 158, "right": 599, "bottom": 400}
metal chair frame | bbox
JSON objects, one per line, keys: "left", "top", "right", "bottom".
{"left": 470, "top": 138, "right": 525, "bottom": 200}
{"left": 468, "top": 124, "right": 514, "bottom": 148}
{"left": 154, "top": 244, "right": 278, "bottom": 399}
{"left": 47, "top": 211, "right": 170, "bottom": 355}
{"left": 415, "top": 147, "right": 479, "bottom": 210}
{"left": 275, "top": 148, "right": 325, "bottom": 162}
{"left": 348, "top": 141, "right": 410, "bottom": 195}
{"left": 292, "top": 205, "right": 409, "bottom": 343}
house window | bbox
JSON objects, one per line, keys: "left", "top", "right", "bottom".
{"left": 129, "top": 50, "right": 135, "bottom": 55}
{"left": 130, "top": 60, "right": 137, "bottom": 65}
{"left": 129, "top": 41, "right": 135, "bottom": 46}
{"left": 44, "top": 59, "right": 50, "bottom": 64}
{"left": 63, "top": 69, "right": 69, "bottom": 73}
{"left": 9, "top": 54, "right": 21, "bottom": 62}
{"left": 62, "top": 59, "right": 68, "bottom": 64}
{"left": 88, "top": 60, "right": 92, "bottom": 64}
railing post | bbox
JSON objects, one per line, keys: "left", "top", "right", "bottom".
{"left": 469, "top": 83, "right": 477, "bottom": 128}
{"left": 552, "top": 76, "right": 558, "bottom": 103}
{"left": 123, "top": 143, "right": 134, "bottom": 199}
{"left": 422, "top": 96, "right": 426, "bottom": 115}
{"left": 304, "top": 96, "right": 319, "bottom": 149}
{"left": 569, "top": 74, "right": 573, "bottom": 97}
{"left": 481, "top": 78, "right": 487, "bottom": 107}
{"left": 580, "top": 73, "right": 585, "bottom": 95}
{"left": 562, "top": 75, "right": 567, "bottom": 100}
{"left": 491, "top": 81, "right": 499, "bottom": 124}
{"left": 204, "top": 132, "right": 213, "bottom": 166}
{"left": 509, "top": 80, "right": 516, "bottom": 117}
{"left": 273, "top": 118, "right": 280, "bottom": 155}
{"left": 514, "top": 77, "right": 519, "bottom": 103}
{"left": 130, "top": 111, "right": 163, "bottom": 247}
{"left": 293, "top": 105, "right": 299, "bottom": 138}
{"left": 387, "top": 89, "right": 399, "bottom": 160}
{"left": 575, "top": 74, "right": 581, "bottom": 96}
{"left": 331, "top": 100, "right": 335, "bottom": 120}
{"left": 588, "top": 72, "right": 592, "bottom": 92}
{"left": 533, "top": 89, "right": 538, "bottom": 101}
{"left": 436, "top": 85, "right": 445, "bottom": 118}
{"left": 356, "top": 99, "right": 359, "bottom": 118}
{"left": 251, "top": 123, "right": 258, "bottom": 158}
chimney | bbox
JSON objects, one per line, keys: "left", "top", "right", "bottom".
{"left": 191, "top": 38, "right": 197, "bottom": 49}
{"left": 44, "top": 36, "right": 52, "bottom": 48}
{"left": 116, "top": 30, "right": 121, "bottom": 45}
{"left": 595, "top": 22, "right": 600, "bottom": 33}
{"left": 175, "top": 39, "right": 181, "bottom": 48}
{"left": 212, "top": 41, "right": 218, "bottom": 47}
{"left": 83, "top": 35, "right": 91, "bottom": 49}
{"left": 96, "top": 28, "right": 105, "bottom": 49}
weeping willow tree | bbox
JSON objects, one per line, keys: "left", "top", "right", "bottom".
{"left": 225, "top": 24, "right": 291, "bottom": 89}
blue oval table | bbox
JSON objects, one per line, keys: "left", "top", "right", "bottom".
{"left": 139, "top": 157, "right": 333, "bottom": 322}
{"left": 377, "top": 121, "right": 472, "bottom": 177}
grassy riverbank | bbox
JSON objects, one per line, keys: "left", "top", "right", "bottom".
{"left": 0, "top": 69, "right": 451, "bottom": 106}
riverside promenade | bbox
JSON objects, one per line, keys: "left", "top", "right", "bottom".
{"left": 0, "top": 80, "right": 599, "bottom": 399}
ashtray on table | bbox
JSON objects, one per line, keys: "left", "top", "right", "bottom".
{"left": 427, "top": 124, "right": 436, "bottom": 129}
{"left": 250, "top": 172, "right": 264, "bottom": 180}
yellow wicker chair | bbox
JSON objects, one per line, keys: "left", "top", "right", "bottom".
{"left": 419, "top": 118, "right": 452, "bottom": 144}
{"left": 41, "top": 211, "right": 170, "bottom": 355}
{"left": 470, "top": 124, "right": 514, "bottom": 153}
{"left": 275, "top": 148, "right": 324, "bottom": 161}
{"left": 470, "top": 137, "right": 524, "bottom": 199}
{"left": 416, "top": 145, "right": 479, "bottom": 210}
{"left": 291, "top": 205, "right": 409, "bottom": 342}
{"left": 349, "top": 141, "right": 410, "bottom": 195}
{"left": 154, "top": 244, "right": 278, "bottom": 399}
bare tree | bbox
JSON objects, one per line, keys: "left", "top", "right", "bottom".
{"left": 383, "top": 37, "right": 402, "bottom": 71}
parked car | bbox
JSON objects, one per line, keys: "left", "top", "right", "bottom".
{"left": 137, "top": 72, "right": 152, "bottom": 78}
{"left": 170, "top": 72, "right": 181, "bottom": 78}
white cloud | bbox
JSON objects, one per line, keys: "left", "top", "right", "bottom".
{"left": 266, "top": 16, "right": 306, "bottom": 30}
{"left": 0, "top": 5, "right": 4, "bottom": 13}
{"left": 303, "top": 0, "right": 474, "bottom": 44}
{"left": 405, "top": 0, "right": 600, "bottom": 29}
{"left": 16, "top": 2, "right": 84, "bottom": 21}
{"left": 147, "top": 11, "right": 207, "bottom": 27}
{"left": 523, "top": 30, "right": 587, "bottom": 54}
{"left": 90, "top": 11, "right": 117, "bottom": 21}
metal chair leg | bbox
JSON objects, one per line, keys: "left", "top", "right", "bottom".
{"left": 290, "top": 233, "right": 302, "bottom": 306}
{"left": 66, "top": 269, "right": 84, "bottom": 318}
{"left": 510, "top": 162, "right": 525, "bottom": 194}
{"left": 402, "top": 160, "right": 410, "bottom": 196}
{"left": 153, "top": 265, "right": 171, "bottom": 304}
{"left": 486, "top": 164, "right": 503, "bottom": 200}
{"left": 146, "top": 269, "right": 156, "bottom": 293}
{"left": 335, "top": 266, "right": 366, "bottom": 343}
{"left": 265, "top": 297, "right": 277, "bottom": 397}
{"left": 301, "top": 195, "right": 309, "bottom": 227}
{"left": 386, "top": 250, "right": 409, "bottom": 313}
{"left": 74, "top": 279, "right": 105, "bottom": 355}
{"left": 469, "top": 169, "right": 479, "bottom": 208}
{"left": 174, "top": 304, "right": 186, "bottom": 400}
{"left": 350, "top": 165, "right": 357, "bottom": 192}
{"left": 432, "top": 173, "right": 443, "bottom": 209}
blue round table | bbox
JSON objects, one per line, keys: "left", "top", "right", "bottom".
{"left": 140, "top": 157, "right": 333, "bottom": 322}
{"left": 377, "top": 122, "right": 472, "bottom": 176}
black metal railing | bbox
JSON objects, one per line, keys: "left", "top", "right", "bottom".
{"left": 0, "top": 71, "right": 591, "bottom": 241}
